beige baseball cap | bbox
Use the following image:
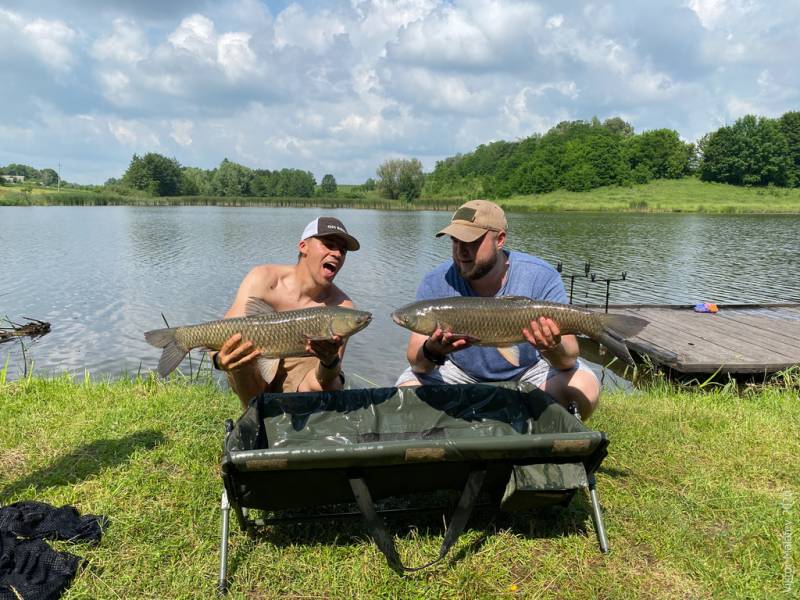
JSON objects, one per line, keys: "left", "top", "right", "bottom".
{"left": 435, "top": 200, "right": 507, "bottom": 242}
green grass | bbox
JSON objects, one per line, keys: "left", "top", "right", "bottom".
{"left": 4, "top": 177, "right": 800, "bottom": 213}
{"left": 497, "top": 178, "right": 800, "bottom": 214}
{"left": 1, "top": 372, "right": 797, "bottom": 598}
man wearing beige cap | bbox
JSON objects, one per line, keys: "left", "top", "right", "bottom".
{"left": 212, "top": 216, "right": 360, "bottom": 410}
{"left": 396, "top": 200, "right": 601, "bottom": 419}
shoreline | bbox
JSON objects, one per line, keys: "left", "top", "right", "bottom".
{"left": 2, "top": 178, "right": 800, "bottom": 214}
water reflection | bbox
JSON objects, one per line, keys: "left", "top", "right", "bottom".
{"left": 2, "top": 206, "right": 799, "bottom": 385}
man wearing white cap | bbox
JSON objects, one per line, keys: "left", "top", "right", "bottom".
{"left": 212, "top": 217, "right": 360, "bottom": 409}
{"left": 396, "top": 200, "right": 601, "bottom": 419}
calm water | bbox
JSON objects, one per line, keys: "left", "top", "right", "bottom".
{"left": 1, "top": 206, "right": 798, "bottom": 385}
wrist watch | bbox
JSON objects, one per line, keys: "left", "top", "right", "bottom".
{"left": 320, "top": 355, "right": 340, "bottom": 369}
{"left": 422, "top": 339, "right": 445, "bottom": 366}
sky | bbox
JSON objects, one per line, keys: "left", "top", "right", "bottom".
{"left": 1, "top": 0, "right": 799, "bottom": 185}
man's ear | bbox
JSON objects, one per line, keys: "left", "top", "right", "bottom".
{"left": 495, "top": 230, "right": 506, "bottom": 249}
{"left": 298, "top": 239, "right": 308, "bottom": 259}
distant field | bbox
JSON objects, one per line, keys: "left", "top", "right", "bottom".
{"left": 2, "top": 178, "right": 800, "bottom": 213}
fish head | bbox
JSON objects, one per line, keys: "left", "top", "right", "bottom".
{"left": 391, "top": 304, "right": 437, "bottom": 334}
{"left": 331, "top": 309, "right": 372, "bottom": 337}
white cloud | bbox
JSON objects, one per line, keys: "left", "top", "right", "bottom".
{"left": 108, "top": 120, "right": 160, "bottom": 148}
{"left": 274, "top": 4, "right": 348, "bottom": 53}
{"left": 170, "top": 120, "right": 194, "bottom": 146}
{"left": 168, "top": 14, "right": 217, "bottom": 61}
{"left": 217, "top": 32, "right": 258, "bottom": 80}
{"left": 1, "top": 9, "right": 77, "bottom": 73}
{"left": 92, "top": 19, "right": 148, "bottom": 64}
{"left": 2, "top": 0, "right": 800, "bottom": 184}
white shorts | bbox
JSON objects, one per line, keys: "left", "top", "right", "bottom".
{"left": 395, "top": 357, "right": 594, "bottom": 388}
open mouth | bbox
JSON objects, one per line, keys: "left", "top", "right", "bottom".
{"left": 322, "top": 261, "right": 338, "bottom": 276}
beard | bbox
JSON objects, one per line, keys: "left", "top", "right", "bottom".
{"left": 457, "top": 252, "right": 498, "bottom": 281}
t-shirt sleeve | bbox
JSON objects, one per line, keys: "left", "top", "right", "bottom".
{"left": 415, "top": 273, "right": 436, "bottom": 301}
{"left": 538, "top": 268, "right": 569, "bottom": 304}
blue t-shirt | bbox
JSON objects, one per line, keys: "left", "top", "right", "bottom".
{"left": 416, "top": 250, "right": 568, "bottom": 381}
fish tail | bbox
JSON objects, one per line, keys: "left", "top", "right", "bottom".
{"left": 596, "top": 330, "right": 635, "bottom": 365}
{"left": 599, "top": 313, "right": 649, "bottom": 339}
{"left": 144, "top": 327, "right": 189, "bottom": 378}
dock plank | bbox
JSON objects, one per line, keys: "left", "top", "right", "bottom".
{"left": 594, "top": 304, "right": 800, "bottom": 374}
{"left": 626, "top": 308, "right": 800, "bottom": 361}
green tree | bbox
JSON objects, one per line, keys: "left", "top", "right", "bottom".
{"left": 40, "top": 168, "right": 59, "bottom": 186}
{"left": 626, "top": 129, "right": 693, "bottom": 180}
{"left": 778, "top": 111, "right": 800, "bottom": 186}
{"left": 250, "top": 169, "right": 275, "bottom": 196}
{"left": 320, "top": 174, "right": 337, "bottom": 195}
{"left": 699, "top": 115, "right": 793, "bottom": 186}
{"left": 122, "top": 153, "right": 183, "bottom": 196}
{"left": 181, "top": 167, "right": 212, "bottom": 196}
{"left": 377, "top": 158, "right": 424, "bottom": 201}
{"left": 362, "top": 177, "right": 376, "bottom": 191}
{"left": 211, "top": 159, "right": 253, "bottom": 196}
{"left": 603, "top": 117, "right": 635, "bottom": 137}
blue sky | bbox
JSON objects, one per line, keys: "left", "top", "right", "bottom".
{"left": 1, "top": 0, "right": 798, "bottom": 184}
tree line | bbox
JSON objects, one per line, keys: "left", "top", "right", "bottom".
{"left": 424, "top": 111, "right": 800, "bottom": 198}
{"left": 105, "top": 155, "right": 324, "bottom": 198}
{"left": 0, "top": 164, "right": 62, "bottom": 186}
{"left": 5, "top": 110, "right": 799, "bottom": 201}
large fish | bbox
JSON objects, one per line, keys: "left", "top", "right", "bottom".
{"left": 145, "top": 297, "right": 372, "bottom": 379}
{"left": 391, "top": 296, "right": 648, "bottom": 365}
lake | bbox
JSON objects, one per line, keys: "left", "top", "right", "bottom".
{"left": 1, "top": 206, "right": 798, "bottom": 385}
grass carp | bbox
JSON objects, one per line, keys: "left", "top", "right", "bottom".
{"left": 391, "top": 296, "right": 648, "bottom": 365}
{"left": 145, "top": 297, "right": 372, "bottom": 378}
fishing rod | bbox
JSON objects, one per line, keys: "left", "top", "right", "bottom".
{"left": 590, "top": 271, "right": 628, "bottom": 313}
{"left": 556, "top": 261, "right": 591, "bottom": 305}
{"left": 556, "top": 261, "right": 628, "bottom": 311}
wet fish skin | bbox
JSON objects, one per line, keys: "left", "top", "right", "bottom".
{"left": 391, "top": 296, "right": 648, "bottom": 364}
{"left": 145, "top": 305, "right": 372, "bottom": 378}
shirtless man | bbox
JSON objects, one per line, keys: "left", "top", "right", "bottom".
{"left": 211, "top": 217, "right": 359, "bottom": 409}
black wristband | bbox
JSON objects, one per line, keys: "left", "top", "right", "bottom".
{"left": 422, "top": 339, "right": 445, "bottom": 366}
{"left": 211, "top": 352, "right": 222, "bottom": 370}
{"left": 320, "top": 355, "right": 340, "bottom": 370}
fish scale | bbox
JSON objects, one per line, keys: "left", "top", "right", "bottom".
{"left": 173, "top": 310, "right": 347, "bottom": 357}
{"left": 391, "top": 296, "right": 648, "bottom": 364}
{"left": 145, "top": 306, "right": 372, "bottom": 377}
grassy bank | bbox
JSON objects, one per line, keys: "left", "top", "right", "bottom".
{"left": 3, "top": 178, "right": 800, "bottom": 213}
{"left": 1, "top": 373, "right": 797, "bottom": 598}
{"left": 495, "top": 178, "right": 800, "bottom": 214}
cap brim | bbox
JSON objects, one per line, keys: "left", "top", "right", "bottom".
{"left": 435, "top": 223, "right": 487, "bottom": 243}
{"left": 316, "top": 232, "right": 360, "bottom": 251}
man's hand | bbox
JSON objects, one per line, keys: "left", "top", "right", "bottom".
{"left": 305, "top": 335, "right": 343, "bottom": 366}
{"left": 425, "top": 327, "right": 479, "bottom": 358}
{"left": 522, "top": 317, "right": 562, "bottom": 352}
{"left": 215, "top": 333, "right": 261, "bottom": 371}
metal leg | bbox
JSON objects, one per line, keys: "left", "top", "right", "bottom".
{"left": 587, "top": 474, "right": 609, "bottom": 553}
{"left": 218, "top": 488, "right": 231, "bottom": 595}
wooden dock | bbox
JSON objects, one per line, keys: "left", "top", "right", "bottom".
{"left": 578, "top": 303, "right": 800, "bottom": 376}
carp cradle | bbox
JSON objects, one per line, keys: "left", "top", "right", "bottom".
{"left": 218, "top": 383, "right": 610, "bottom": 593}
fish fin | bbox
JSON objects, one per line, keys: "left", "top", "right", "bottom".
{"left": 145, "top": 327, "right": 189, "bottom": 378}
{"left": 144, "top": 327, "right": 175, "bottom": 348}
{"left": 497, "top": 345, "right": 520, "bottom": 367}
{"left": 600, "top": 313, "right": 649, "bottom": 339}
{"left": 597, "top": 331, "right": 635, "bottom": 365}
{"left": 303, "top": 334, "right": 330, "bottom": 341}
{"left": 245, "top": 297, "right": 275, "bottom": 316}
{"left": 256, "top": 356, "right": 280, "bottom": 384}
{"left": 158, "top": 342, "right": 189, "bottom": 378}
